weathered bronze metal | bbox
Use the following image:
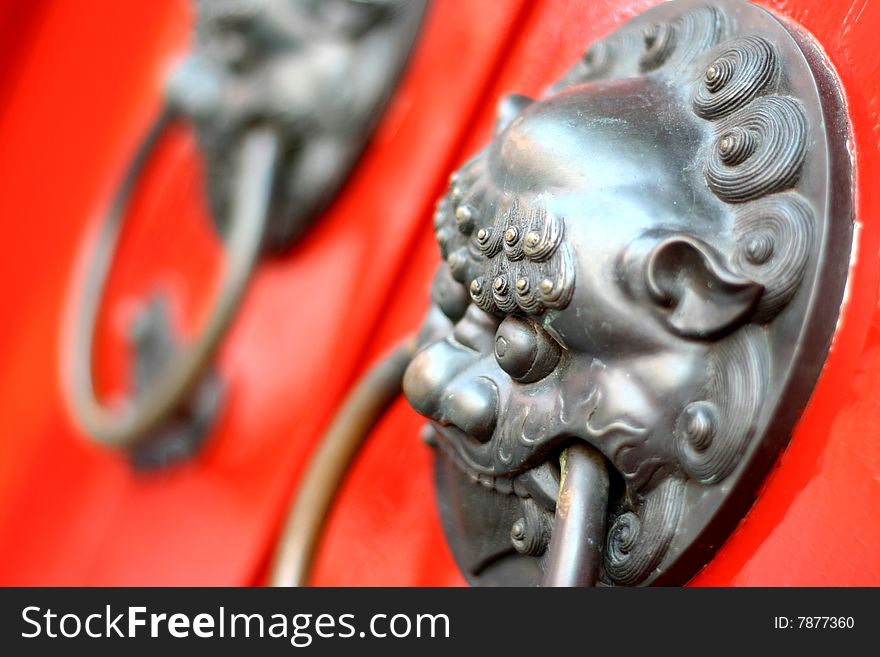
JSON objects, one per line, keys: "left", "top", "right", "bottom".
{"left": 71, "top": 121, "right": 276, "bottom": 464}
{"left": 270, "top": 339, "right": 416, "bottom": 587}
{"left": 403, "top": 0, "right": 852, "bottom": 585}
{"left": 69, "top": 0, "right": 425, "bottom": 465}
{"left": 170, "top": 0, "right": 427, "bottom": 251}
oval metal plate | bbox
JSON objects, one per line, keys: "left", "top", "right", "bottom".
{"left": 403, "top": 0, "right": 852, "bottom": 586}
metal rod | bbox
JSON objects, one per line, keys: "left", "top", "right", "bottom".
{"left": 270, "top": 339, "right": 416, "bottom": 587}
{"left": 542, "top": 442, "right": 610, "bottom": 587}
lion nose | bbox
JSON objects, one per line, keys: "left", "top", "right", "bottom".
{"left": 439, "top": 376, "right": 499, "bottom": 443}
{"left": 403, "top": 340, "right": 473, "bottom": 417}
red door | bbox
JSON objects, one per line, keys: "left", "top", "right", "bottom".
{"left": 0, "top": 0, "right": 878, "bottom": 586}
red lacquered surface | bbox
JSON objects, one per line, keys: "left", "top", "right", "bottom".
{"left": 692, "top": 0, "right": 880, "bottom": 586}
{"left": 313, "top": 0, "right": 880, "bottom": 586}
{"left": 0, "top": 0, "right": 531, "bottom": 585}
{"left": 0, "top": 0, "right": 878, "bottom": 586}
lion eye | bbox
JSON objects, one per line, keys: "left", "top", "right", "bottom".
{"left": 494, "top": 316, "right": 561, "bottom": 383}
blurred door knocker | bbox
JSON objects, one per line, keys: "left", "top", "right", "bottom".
{"left": 68, "top": 0, "right": 425, "bottom": 468}
{"left": 271, "top": 0, "right": 852, "bottom": 586}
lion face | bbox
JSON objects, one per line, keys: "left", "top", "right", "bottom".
{"left": 402, "top": 1, "right": 835, "bottom": 586}
{"left": 165, "top": 0, "right": 420, "bottom": 250}
{"left": 406, "top": 75, "right": 763, "bottom": 496}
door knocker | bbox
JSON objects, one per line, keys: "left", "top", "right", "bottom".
{"left": 68, "top": 0, "right": 425, "bottom": 468}
{"left": 272, "top": 0, "right": 852, "bottom": 586}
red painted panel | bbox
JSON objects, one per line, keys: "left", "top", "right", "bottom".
{"left": 692, "top": 0, "right": 880, "bottom": 587}
{"left": 0, "top": 0, "right": 531, "bottom": 585}
{"left": 0, "top": 0, "right": 878, "bottom": 586}
{"left": 313, "top": 0, "right": 880, "bottom": 586}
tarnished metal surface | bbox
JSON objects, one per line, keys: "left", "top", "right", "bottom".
{"left": 270, "top": 340, "right": 416, "bottom": 587}
{"left": 171, "top": 0, "right": 427, "bottom": 251}
{"left": 68, "top": 0, "right": 425, "bottom": 463}
{"left": 403, "top": 0, "right": 852, "bottom": 585}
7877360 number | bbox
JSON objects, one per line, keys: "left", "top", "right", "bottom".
{"left": 773, "top": 617, "right": 855, "bottom": 629}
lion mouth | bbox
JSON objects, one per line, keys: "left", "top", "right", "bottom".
{"left": 425, "top": 422, "right": 563, "bottom": 510}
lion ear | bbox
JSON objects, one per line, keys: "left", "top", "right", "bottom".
{"left": 645, "top": 235, "right": 763, "bottom": 339}
{"left": 495, "top": 94, "right": 534, "bottom": 134}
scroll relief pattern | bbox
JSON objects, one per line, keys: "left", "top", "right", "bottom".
{"left": 403, "top": 1, "right": 829, "bottom": 586}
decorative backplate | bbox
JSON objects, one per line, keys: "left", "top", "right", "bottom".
{"left": 167, "top": 0, "right": 425, "bottom": 252}
{"left": 67, "top": 1, "right": 425, "bottom": 466}
{"left": 403, "top": 0, "right": 852, "bottom": 586}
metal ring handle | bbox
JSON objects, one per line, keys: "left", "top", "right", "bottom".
{"left": 270, "top": 340, "right": 416, "bottom": 587}
{"left": 70, "top": 109, "right": 279, "bottom": 450}
{"left": 268, "top": 340, "right": 611, "bottom": 588}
